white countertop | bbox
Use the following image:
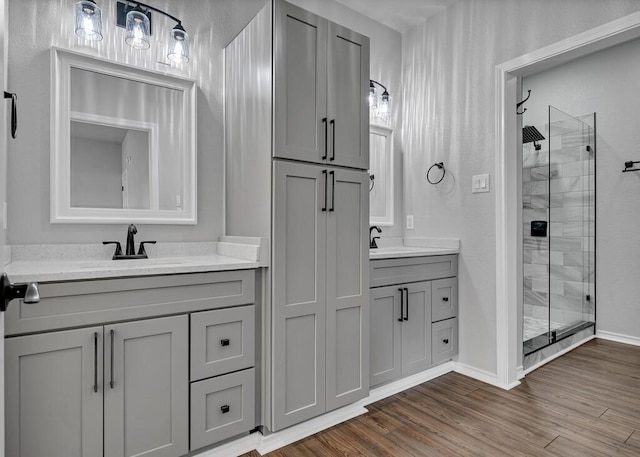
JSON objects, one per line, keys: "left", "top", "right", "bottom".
{"left": 4, "top": 239, "right": 268, "bottom": 283}
{"left": 369, "top": 237, "right": 460, "bottom": 260}
{"left": 369, "top": 246, "right": 459, "bottom": 260}
{"left": 4, "top": 255, "right": 260, "bottom": 283}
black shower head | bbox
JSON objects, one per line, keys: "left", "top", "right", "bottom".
{"left": 523, "top": 125, "right": 545, "bottom": 143}
{"left": 523, "top": 125, "right": 545, "bottom": 151}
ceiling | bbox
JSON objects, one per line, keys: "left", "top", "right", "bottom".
{"left": 334, "top": 0, "right": 459, "bottom": 33}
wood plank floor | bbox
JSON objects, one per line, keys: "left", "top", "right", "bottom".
{"left": 243, "top": 339, "right": 640, "bottom": 456}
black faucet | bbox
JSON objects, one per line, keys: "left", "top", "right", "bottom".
{"left": 126, "top": 224, "right": 137, "bottom": 256}
{"left": 370, "top": 226, "right": 382, "bottom": 249}
{"left": 103, "top": 224, "right": 156, "bottom": 260}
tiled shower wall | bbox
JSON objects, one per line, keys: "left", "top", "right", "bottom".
{"left": 522, "top": 124, "right": 595, "bottom": 338}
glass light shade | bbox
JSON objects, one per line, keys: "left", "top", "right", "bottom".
{"left": 75, "top": 0, "right": 103, "bottom": 41}
{"left": 168, "top": 25, "right": 190, "bottom": 63}
{"left": 380, "top": 91, "right": 390, "bottom": 115}
{"left": 368, "top": 84, "right": 378, "bottom": 110}
{"left": 125, "top": 9, "right": 151, "bottom": 50}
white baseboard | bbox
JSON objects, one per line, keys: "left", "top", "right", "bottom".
{"left": 256, "top": 403, "right": 367, "bottom": 455}
{"left": 523, "top": 334, "right": 595, "bottom": 375}
{"left": 596, "top": 330, "right": 640, "bottom": 347}
{"left": 516, "top": 365, "right": 525, "bottom": 380}
{"left": 454, "top": 362, "right": 510, "bottom": 388}
{"left": 364, "top": 361, "right": 455, "bottom": 406}
{"left": 193, "top": 433, "right": 261, "bottom": 457}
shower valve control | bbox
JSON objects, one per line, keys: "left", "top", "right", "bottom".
{"left": 531, "top": 220, "right": 547, "bottom": 237}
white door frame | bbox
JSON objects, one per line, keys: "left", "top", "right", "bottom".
{"left": 0, "top": 0, "right": 8, "bottom": 454}
{"left": 494, "top": 11, "right": 640, "bottom": 389}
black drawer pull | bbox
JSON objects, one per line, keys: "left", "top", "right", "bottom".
{"left": 221, "top": 405, "right": 230, "bottom": 414}
{"left": 443, "top": 338, "right": 449, "bottom": 344}
{"left": 221, "top": 338, "right": 230, "bottom": 347}
{"left": 442, "top": 297, "right": 449, "bottom": 302}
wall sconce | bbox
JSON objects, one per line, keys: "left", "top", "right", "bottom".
{"left": 75, "top": 0, "right": 103, "bottom": 41}
{"left": 75, "top": 0, "right": 190, "bottom": 64}
{"left": 369, "top": 80, "right": 391, "bottom": 122}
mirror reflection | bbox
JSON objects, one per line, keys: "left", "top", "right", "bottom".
{"left": 70, "top": 67, "right": 183, "bottom": 211}
{"left": 369, "top": 125, "right": 394, "bottom": 226}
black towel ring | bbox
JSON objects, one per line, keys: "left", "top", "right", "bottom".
{"left": 427, "top": 162, "right": 445, "bottom": 185}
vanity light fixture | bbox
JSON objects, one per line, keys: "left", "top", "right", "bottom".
{"left": 75, "top": 0, "right": 103, "bottom": 41}
{"left": 369, "top": 79, "right": 391, "bottom": 120}
{"left": 74, "top": 1, "right": 191, "bottom": 63}
{"left": 116, "top": 1, "right": 190, "bottom": 63}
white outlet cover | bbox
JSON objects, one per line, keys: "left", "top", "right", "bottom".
{"left": 406, "top": 215, "right": 414, "bottom": 229}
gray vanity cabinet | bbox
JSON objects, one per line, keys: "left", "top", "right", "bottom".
{"left": 370, "top": 255, "right": 458, "bottom": 388}
{"left": 273, "top": 0, "right": 369, "bottom": 170}
{"left": 104, "top": 315, "right": 188, "bottom": 457}
{"left": 5, "top": 316, "right": 188, "bottom": 457}
{"left": 272, "top": 161, "right": 368, "bottom": 430}
{"left": 369, "top": 282, "right": 433, "bottom": 386}
{"left": 5, "top": 327, "right": 104, "bottom": 457}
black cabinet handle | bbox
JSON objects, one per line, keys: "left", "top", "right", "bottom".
{"left": 110, "top": 329, "right": 115, "bottom": 389}
{"left": 93, "top": 332, "right": 99, "bottom": 393}
{"left": 442, "top": 297, "right": 449, "bottom": 302}
{"left": 220, "top": 338, "right": 230, "bottom": 347}
{"left": 221, "top": 405, "right": 230, "bottom": 414}
{"left": 322, "top": 117, "right": 328, "bottom": 160}
{"left": 4, "top": 91, "right": 16, "bottom": 139}
{"left": 403, "top": 288, "right": 409, "bottom": 321}
{"left": 443, "top": 339, "right": 449, "bottom": 344}
{"left": 329, "top": 171, "right": 335, "bottom": 212}
{"left": 322, "top": 170, "right": 328, "bottom": 211}
{"left": 330, "top": 119, "right": 335, "bottom": 161}
{"left": 397, "top": 288, "right": 404, "bottom": 322}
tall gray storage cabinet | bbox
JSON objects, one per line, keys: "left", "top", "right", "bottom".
{"left": 225, "top": 0, "right": 370, "bottom": 432}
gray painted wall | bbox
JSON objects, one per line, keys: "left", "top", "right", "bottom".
{"left": 70, "top": 136, "right": 122, "bottom": 208}
{"left": 523, "top": 37, "right": 640, "bottom": 342}
{"left": 401, "top": 0, "right": 640, "bottom": 376}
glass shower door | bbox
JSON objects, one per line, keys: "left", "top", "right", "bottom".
{"left": 547, "top": 106, "right": 595, "bottom": 340}
{"left": 522, "top": 106, "right": 595, "bottom": 355}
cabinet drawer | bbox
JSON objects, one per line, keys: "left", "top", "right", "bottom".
{"left": 5, "top": 270, "right": 255, "bottom": 336}
{"left": 370, "top": 255, "right": 457, "bottom": 288}
{"left": 190, "top": 305, "right": 255, "bottom": 381}
{"left": 432, "top": 277, "right": 458, "bottom": 322}
{"left": 190, "top": 368, "right": 256, "bottom": 450}
{"left": 432, "top": 318, "right": 458, "bottom": 363}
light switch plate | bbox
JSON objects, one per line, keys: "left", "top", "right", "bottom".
{"left": 472, "top": 174, "right": 490, "bottom": 193}
{"left": 406, "top": 215, "right": 414, "bottom": 230}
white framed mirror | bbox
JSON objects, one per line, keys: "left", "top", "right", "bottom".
{"left": 51, "top": 47, "right": 197, "bottom": 224}
{"left": 369, "top": 124, "right": 394, "bottom": 226}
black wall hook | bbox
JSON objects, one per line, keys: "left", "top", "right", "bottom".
{"left": 516, "top": 89, "right": 531, "bottom": 115}
{"left": 4, "top": 91, "right": 17, "bottom": 139}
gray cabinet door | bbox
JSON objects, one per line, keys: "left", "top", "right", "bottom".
{"left": 402, "top": 281, "right": 433, "bottom": 376}
{"left": 104, "top": 315, "right": 188, "bottom": 457}
{"left": 369, "top": 286, "right": 402, "bottom": 387}
{"left": 272, "top": 160, "right": 327, "bottom": 430}
{"left": 327, "top": 22, "right": 369, "bottom": 170}
{"left": 273, "top": 0, "right": 328, "bottom": 164}
{"left": 326, "top": 168, "right": 369, "bottom": 410}
{"left": 5, "top": 327, "right": 104, "bottom": 457}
